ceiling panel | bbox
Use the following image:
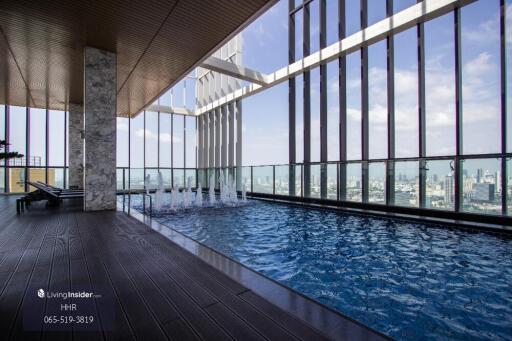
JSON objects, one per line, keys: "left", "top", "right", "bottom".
{"left": 0, "top": 0, "right": 274, "bottom": 117}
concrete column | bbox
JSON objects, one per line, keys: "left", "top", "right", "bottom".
{"left": 83, "top": 46, "right": 117, "bottom": 211}
{"left": 221, "top": 105, "right": 227, "bottom": 167}
{"left": 68, "top": 103, "right": 84, "bottom": 189}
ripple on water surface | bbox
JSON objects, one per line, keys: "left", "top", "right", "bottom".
{"left": 127, "top": 195, "right": 512, "bottom": 340}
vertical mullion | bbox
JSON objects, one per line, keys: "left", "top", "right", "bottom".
{"left": 5, "top": 106, "right": 9, "bottom": 193}
{"left": 454, "top": 7, "right": 463, "bottom": 212}
{"left": 128, "top": 114, "right": 131, "bottom": 189}
{"left": 320, "top": 0, "right": 328, "bottom": 199}
{"left": 289, "top": 0, "right": 296, "bottom": 196}
{"left": 25, "top": 107, "right": 30, "bottom": 192}
{"left": 45, "top": 109, "right": 49, "bottom": 184}
{"left": 500, "top": 0, "right": 508, "bottom": 215}
{"left": 361, "top": 0, "right": 369, "bottom": 203}
{"left": 386, "top": 0, "right": 395, "bottom": 205}
{"left": 63, "top": 110, "right": 67, "bottom": 189}
{"left": 157, "top": 111, "right": 160, "bottom": 169}
{"left": 143, "top": 110, "right": 146, "bottom": 187}
{"left": 303, "top": 2, "right": 311, "bottom": 197}
{"left": 183, "top": 115, "right": 186, "bottom": 173}
{"left": 339, "top": 0, "right": 347, "bottom": 201}
{"left": 417, "top": 0, "right": 426, "bottom": 208}
{"left": 171, "top": 113, "right": 174, "bottom": 188}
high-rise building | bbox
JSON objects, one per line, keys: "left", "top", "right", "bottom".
{"left": 445, "top": 174, "right": 454, "bottom": 205}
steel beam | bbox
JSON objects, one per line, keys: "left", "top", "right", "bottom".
{"left": 197, "top": 0, "right": 476, "bottom": 116}
{"left": 200, "top": 56, "right": 269, "bottom": 86}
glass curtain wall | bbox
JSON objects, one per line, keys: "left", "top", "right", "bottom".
{"left": 0, "top": 106, "right": 68, "bottom": 193}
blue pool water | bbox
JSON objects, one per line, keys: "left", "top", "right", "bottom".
{"left": 124, "top": 194, "right": 512, "bottom": 340}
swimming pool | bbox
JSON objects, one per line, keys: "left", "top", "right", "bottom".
{"left": 124, "top": 193, "right": 512, "bottom": 340}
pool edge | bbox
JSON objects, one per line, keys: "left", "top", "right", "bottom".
{"left": 122, "top": 206, "right": 392, "bottom": 341}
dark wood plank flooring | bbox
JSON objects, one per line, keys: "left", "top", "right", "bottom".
{"left": 0, "top": 196, "right": 332, "bottom": 341}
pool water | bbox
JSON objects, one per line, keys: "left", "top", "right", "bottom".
{"left": 124, "top": 194, "right": 512, "bottom": 340}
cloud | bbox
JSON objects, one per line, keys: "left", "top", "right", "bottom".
{"left": 135, "top": 129, "right": 181, "bottom": 144}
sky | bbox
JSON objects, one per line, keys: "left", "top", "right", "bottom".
{"left": 2, "top": 0, "right": 511, "bottom": 171}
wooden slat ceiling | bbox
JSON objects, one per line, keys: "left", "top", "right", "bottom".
{"left": 0, "top": 0, "right": 274, "bottom": 117}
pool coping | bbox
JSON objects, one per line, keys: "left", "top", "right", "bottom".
{"left": 249, "top": 195, "right": 512, "bottom": 237}
{"left": 121, "top": 205, "right": 391, "bottom": 341}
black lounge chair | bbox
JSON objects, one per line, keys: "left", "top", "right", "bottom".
{"left": 16, "top": 181, "right": 83, "bottom": 213}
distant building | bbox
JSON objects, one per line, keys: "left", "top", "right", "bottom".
{"left": 472, "top": 183, "right": 495, "bottom": 202}
{"left": 444, "top": 174, "right": 454, "bottom": 205}
{"left": 476, "top": 168, "right": 483, "bottom": 183}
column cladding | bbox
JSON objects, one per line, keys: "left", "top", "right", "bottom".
{"left": 68, "top": 103, "right": 84, "bottom": 189}
{"left": 83, "top": 46, "right": 117, "bottom": 211}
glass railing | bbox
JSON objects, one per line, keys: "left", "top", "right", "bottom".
{"left": 116, "top": 155, "right": 511, "bottom": 217}
{"left": 116, "top": 167, "right": 197, "bottom": 191}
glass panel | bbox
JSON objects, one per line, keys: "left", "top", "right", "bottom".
{"left": 369, "top": 40, "right": 388, "bottom": 159}
{"left": 308, "top": 164, "right": 320, "bottom": 198}
{"left": 0, "top": 105, "right": 4, "bottom": 166}
{"left": 369, "top": 162, "right": 386, "bottom": 204}
{"left": 346, "top": 0, "right": 360, "bottom": 36}
{"left": 9, "top": 106, "right": 26, "bottom": 166}
{"left": 461, "top": 158, "right": 502, "bottom": 215}
{"left": 425, "top": 13, "right": 456, "bottom": 156}
{"left": 45, "top": 168, "right": 60, "bottom": 189}
{"left": 296, "top": 74, "right": 304, "bottom": 162}
{"left": 394, "top": 0, "right": 416, "bottom": 13}
{"left": 173, "top": 169, "right": 185, "bottom": 189}
{"left": 347, "top": 52, "right": 361, "bottom": 160}
{"left": 173, "top": 115, "right": 184, "bottom": 168}
{"left": 310, "top": 0, "right": 319, "bottom": 53}
{"left": 145, "top": 169, "right": 159, "bottom": 189}
{"left": 252, "top": 166, "right": 273, "bottom": 194}
{"left": 508, "top": 158, "right": 511, "bottom": 215}
{"left": 130, "top": 168, "right": 144, "bottom": 190}
{"left": 294, "top": 164, "right": 302, "bottom": 196}
{"left": 185, "top": 116, "right": 196, "bottom": 168}
{"left": 130, "top": 113, "right": 144, "bottom": 168}
{"left": 160, "top": 169, "right": 172, "bottom": 189}
{"left": 326, "top": 0, "right": 338, "bottom": 45}
{"left": 117, "top": 168, "right": 125, "bottom": 190}
{"left": 28, "top": 168, "right": 46, "bottom": 191}
{"left": 394, "top": 161, "right": 419, "bottom": 207}
{"left": 30, "top": 108, "right": 46, "bottom": 166}
{"left": 185, "top": 169, "right": 196, "bottom": 189}
{"left": 394, "top": 28, "right": 419, "bottom": 158}
{"left": 346, "top": 163, "right": 362, "bottom": 202}
{"left": 368, "top": 0, "right": 386, "bottom": 26}
{"left": 8, "top": 168, "right": 25, "bottom": 193}
{"left": 295, "top": 9, "right": 303, "bottom": 60}
{"left": 461, "top": 0, "right": 501, "bottom": 154}
{"left": 145, "top": 111, "right": 158, "bottom": 167}
{"left": 327, "top": 164, "right": 337, "bottom": 200}
{"left": 243, "top": 82, "right": 288, "bottom": 165}
{"left": 117, "top": 117, "right": 129, "bottom": 167}
{"left": 275, "top": 165, "right": 289, "bottom": 195}
{"left": 48, "top": 110, "right": 65, "bottom": 166}
{"left": 159, "top": 113, "right": 172, "bottom": 168}
{"left": 327, "top": 60, "right": 339, "bottom": 161}
{"left": 311, "top": 68, "right": 320, "bottom": 162}
{"left": 425, "top": 159, "right": 455, "bottom": 210}
{"left": 0, "top": 168, "right": 4, "bottom": 193}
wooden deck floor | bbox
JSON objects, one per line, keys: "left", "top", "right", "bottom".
{"left": 0, "top": 196, "right": 343, "bottom": 341}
